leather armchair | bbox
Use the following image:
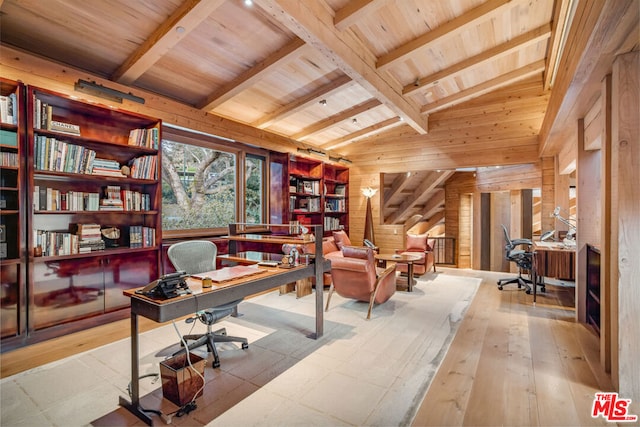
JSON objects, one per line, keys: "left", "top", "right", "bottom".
{"left": 395, "top": 233, "right": 436, "bottom": 276}
{"left": 326, "top": 246, "right": 396, "bottom": 319}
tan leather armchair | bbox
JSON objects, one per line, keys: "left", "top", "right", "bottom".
{"left": 395, "top": 233, "right": 436, "bottom": 276}
{"left": 326, "top": 246, "right": 397, "bottom": 319}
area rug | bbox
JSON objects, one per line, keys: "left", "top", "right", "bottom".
{"left": 0, "top": 270, "right": 481, "bottom": 427}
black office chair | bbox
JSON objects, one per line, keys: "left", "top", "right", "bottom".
{"left": 167, "top": 240, "right": 248, "bottom": 368}
{"left": 497, "top": 225, "right": 541, "bottom": 294}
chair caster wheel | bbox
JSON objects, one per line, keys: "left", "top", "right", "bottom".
{"left": 541, "top": 287, "right": 546, "bottom": 293}
{"left": 526, "top": 289, "right": 531, "bottom": 295}
{"left": 213, "top": 360, "right": 221, "bottom": 369}
{"left": 242, "top": 342, "right": 249, "bottom": 350}
{"left": 498, "top": 286, "right": 503, "bottom": 290}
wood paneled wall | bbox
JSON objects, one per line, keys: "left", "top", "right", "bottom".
{"left": 611, "top": 50, "right": 639, "bottom": 406}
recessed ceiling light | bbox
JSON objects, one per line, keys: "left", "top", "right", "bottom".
{"left": 244, "top": 0, "right": 253, "bottom": 6}
{"left": 175, "top": 26, "right": 185, "bottom": 33}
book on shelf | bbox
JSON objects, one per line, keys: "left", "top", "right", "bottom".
{"left": 129, "top": 155, "right": 157, "bottom": 180}
{"left": 335, "top": 184, "right": 346, "bottom": 196}
{"left": 128, "top": 225, "right": 156, "bottom": 248}
{"left": 48, "top": 120, "right": 81, "bottom": 135}
{"left": 34, "top": 136, "right": 97, "bottom": 174}
{"left": 128, "top": 127, "right": 159, "bottom": 149}
{"left": 91, "top": 158, "right": 124, "bottom": 177}
{"left": 0, "top": 93, "right": 17, "bottom": 125}
{"left": 0, "top": 129, "right": 17, "bottom": 147}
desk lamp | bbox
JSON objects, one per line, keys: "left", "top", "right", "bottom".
{"left": 551, "top": 206, "right": 577, "bottom": 245}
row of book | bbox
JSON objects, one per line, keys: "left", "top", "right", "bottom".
{"left": 33, "top": 136, "right": 157, "bottom": 180}
{"left": 33, "top": 186, "right": 101, "bottom": 211}
{"left": 34, "top": 136, "right": 96, "bottom": 174}
{"left": 128, "top": 127, "right": 159, "bottom": 149}
{"left": 31, "top": 185, "right": 152, "bottom": 212}
{"left": 290, "top": 178, "right": 321, "bottom": 195}
{"left": 69, "top": 223, "right": 105, "bottom": 253}
{"left": 129, "top": 155, "right": 157, "bottom": 180}
{"left": 33, "top": 97, "right": 81, "bottom": 135}
{"left": 0, "top": 93, "right": 18, "bottom": 125}
{"left": 92, "top": 158, "right": 125, "bottom": 177}
{"left": 34, "top": 224, "right": 157, "bottom": 256}
{"left": 0, "top": 152, "right": 18, "bottom": 168}
{"left": 128, "top": 225, "right": 156, "bottom": 248}
{"left": 324, "top": 216, "right": 343, "bottom": 232}
{"left": 325, "top": 198, "right": 346, "bottom": 212}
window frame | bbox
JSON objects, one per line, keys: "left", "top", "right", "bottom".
{"left": 161, "top": 125, "right": 269, "bottom": 239}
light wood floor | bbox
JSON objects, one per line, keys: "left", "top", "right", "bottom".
{"left": 412, "top": 269, "right": 613, "bottom": 426}
{"left": 1, "top": 269, "right": 613, "bottom": 426}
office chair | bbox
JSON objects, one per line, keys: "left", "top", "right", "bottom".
{"left": 167, "top": 240, "right": 248, "bottom": 368}
{"left": 497, "top": 225, "right": 542, "bottom": 294}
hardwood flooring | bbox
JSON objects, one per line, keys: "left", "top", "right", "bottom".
{"left": 412, "top": 269, "right": 613, "bottom": 426}
{"left": 1, "top": 268, "right": 612, "bottom": 426}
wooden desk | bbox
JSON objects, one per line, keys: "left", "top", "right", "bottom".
{"left": 532, "top": 241, "right": 576, "bottom": 303}
{"left": 375, "top": 253, "right": 421, "bottom": 292}
{"left": 119, "top": 257, "right": 329, "bottom": 425}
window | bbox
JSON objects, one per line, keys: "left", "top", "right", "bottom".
{"left": 245, "top": 154, "right": 265, "bottom": 224}
{"left": 161, "top": 128, "right": 237, "bottom": 233}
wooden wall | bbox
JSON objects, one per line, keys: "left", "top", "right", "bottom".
{"left": 611, "top": 50, "right": 639, "bottom": 407}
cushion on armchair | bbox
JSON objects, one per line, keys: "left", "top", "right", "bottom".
{"left": 405, "top": 233, "right": 429, "bottom": 251}
{"left": 332, "top": 230, "right": 352, "bottom": 249}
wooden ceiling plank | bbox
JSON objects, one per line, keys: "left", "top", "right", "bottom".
{"left": 198, "top": 38, "right": 307, "bottom": 111}
{"left": 292, "top": 98, "right": 382, "bottom": 140}
{"left": 404, "top": 24, "right": 552, "bottom": 95}
{"left": 334, "top": 0, "right": 389, "bottom": 31}
{"left": 255, "top": 0, "right": 429, "bottom": 134}
{"left": 376, "top": 0, "right": 512, "bottom": 70}
{"left": 253, "top": 74, "right": 353, "bottom": 129}
{"left": 112, "top": 0, "right": 225, "bottom": 85}
{"left": 321, "top": 117, "right": 401, "bottom": 150}
{"left": 420, "top": 59, "right": 546, "bottom": 114}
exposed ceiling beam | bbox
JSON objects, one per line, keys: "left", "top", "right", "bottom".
{"left": 418, "top": 211, "right": 445, "bottom": 231}
{"left": 253, "top": 74, "right": 353, "bottom": 129}
{"left": 334, "top": 0, "right": 389, "bottom": 31}
{"left": 112, "top": 0, "right": 225, "bottom": 85}
{"left": 255, "top": 0, "right": 429, "bottom": 135}
{"left": 403, "top": 24, "right": 552, "bottom": 95}
{"left": 293, "top": 98, "right": 382, "bottom": 141}
{"left": 383, "top": 172, "right": 416, "bottom": 209}
{"left": 417, "top": 188, "right": 446, "bottom": 221}
{"left": 386, "top": 171, "right": 449, "bottom": 224}
{"left": 376, "top": 0, "right": 511, "bottom": 70}
{"left": 321, "top": 117, "right": 402, "bottom": 150}
{"left": 421, "top": 59, "right": 546, "bottom": 114}
{"left": 198, "top": 38, "right": 306, "bottom": 111}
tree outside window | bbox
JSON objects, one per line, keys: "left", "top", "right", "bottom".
{"left": 162, "top": 139, "right": 237, "bottom": 231}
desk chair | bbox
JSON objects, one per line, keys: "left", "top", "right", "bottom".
{"left": 167, "top": 240, "right": 248, "bottom": 368}
{"left": 497, "top": 225, "right": 539, "bottom": 294}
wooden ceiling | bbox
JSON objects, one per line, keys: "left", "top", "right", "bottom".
{"left": 5, "top": 0, "right": 635, "bottom": 228}
{"left": 0, "top": 0, "right": 560, "bottom": 153}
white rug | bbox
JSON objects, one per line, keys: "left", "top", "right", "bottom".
{"left": 0, "top": 270, "right": 481, "bottom": 427}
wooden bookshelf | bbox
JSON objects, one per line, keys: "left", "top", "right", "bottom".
{"left": 0, "top": 78, "right": 26, "bottom": 340}
{"left": 10, "top": 85, "right": 164, "bottom": 342}
{"left": 270, "top": 153, "right": 349, "bottom": 237}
